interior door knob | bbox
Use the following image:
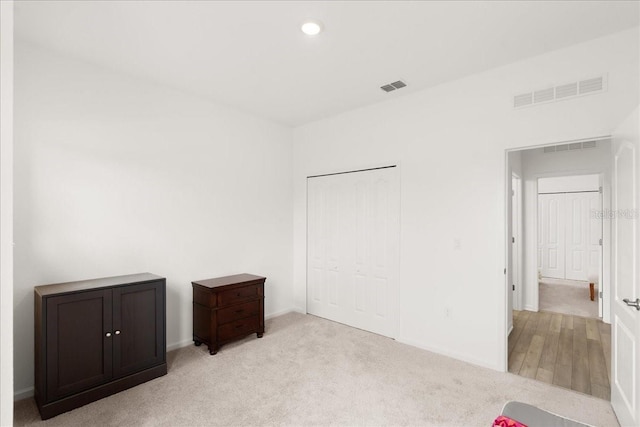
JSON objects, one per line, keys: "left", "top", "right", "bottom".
{"left": 623, "top": 298, "right": 640, "bottom": 311}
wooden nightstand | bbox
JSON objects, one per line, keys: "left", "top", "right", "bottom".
{"left": 192, "top": 273, "right": 265, "bottom": 355}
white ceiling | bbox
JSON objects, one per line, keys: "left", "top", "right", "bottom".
{"left": 15, "top": 1, "right": 639, "bottom": 127}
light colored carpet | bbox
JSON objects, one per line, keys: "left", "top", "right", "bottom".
{"left": 539, "top": 278, "right": 599, "bottom": 318}
{"left": 14, "top": 312, "right": 618, "bottom": 426}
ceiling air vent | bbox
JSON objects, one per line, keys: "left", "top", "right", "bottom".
{"left": 380, "top": 80, "right": 407, "bottom": 93}
{"left": 514, "top": 74, "right": 606, "bottom": 109}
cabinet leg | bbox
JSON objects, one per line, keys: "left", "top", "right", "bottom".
{"left": 194, "top": 340, "right": 202, "bottom": 347}
{"left": 208, "top": 346, "right": 218, "bottom": 355}
{"left": 257, "top": 332, "right": 264, "bottom": 338}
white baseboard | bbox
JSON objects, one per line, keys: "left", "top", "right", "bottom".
{"left": 166, "top": 339, "right": 193, "bottom": 352}
{"left": 266, "top": 308, "right": 297, "bottom": 320}
{"left": 14, "top": 386, "right": 34, "bottom": 401}
{"left": 395, "top": 337, "right": 502, "bottom": 372}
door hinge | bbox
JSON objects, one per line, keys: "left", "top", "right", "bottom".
{"left": 599, "top": 238, "right": 603, "bottom": 246}
{"left": 599, "top": 291, "right": 603, "bottom": 299}
{"left": 599, "top": 186, "right": 603, "bottom": 194}
{"left": 512, "top": 236, "right": 515, "bottom": 243}
{"left": 504, "top": 268, "right": 507, "bottom": 275}
{"left": 513, "top": 284, "right": 515, "bottom": 291}
{"left": 512, "top": 189, "right": 515, "bottom": 196}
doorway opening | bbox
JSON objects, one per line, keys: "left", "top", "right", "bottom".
{"left": 505, "top": 137, "right": 612, "bottom": 400}
{"left": 538, "top": 174, "right": 603, "bottom": 319}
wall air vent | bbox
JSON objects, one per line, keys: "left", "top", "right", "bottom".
{"left": 534, "top": 88, "right": 554, "bottom": 104}
{"left": 513, "top": 74, "right": 607, "bottom": 109}
{"left": 555, "top": 82, "right": 578, "bottom": 99}
{"left": 381, "top": 80, "right": 407, "bottom": 93}
{"left": 579, "top": 77, "right": 604, "bottom": 94}
{"left": 543, "top": 140, "right": 599, "bottom": 154}
{"left": 514, "top": 93, "right": 533, "bottom": 108}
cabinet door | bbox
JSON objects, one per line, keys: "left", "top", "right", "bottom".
{"left": 45, "top": 289, "right": 113, "bottom": 401}
{"left": 112, "top": 281, "right": 165, "bottom": 378}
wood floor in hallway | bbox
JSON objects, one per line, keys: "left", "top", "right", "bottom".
{"left": 508, "top": 310, "right": 611, "bottom": 400}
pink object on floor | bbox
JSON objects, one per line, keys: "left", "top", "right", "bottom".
{"left": 493, "top": 415, "right": 528, "bottom": 427}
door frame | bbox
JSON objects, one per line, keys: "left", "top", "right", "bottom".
{"left": 504, "top": 136, "right": 612, "bottom": 373}
{"left": 531, "top": 171, "right": 609, "bottom": 321}
{"left": 512, "top": 173, "right": 523, "bottom": 312}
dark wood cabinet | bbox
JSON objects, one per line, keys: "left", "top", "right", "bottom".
{"left": 35, "top": 273, "right": 167, "bottom": 420}
{"left": 192, "top": 273, "right": 265, "bottom": 355}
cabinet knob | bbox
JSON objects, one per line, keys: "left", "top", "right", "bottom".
{"left": 115, "top": 330, "right": 121, "bottom": 335}
{"left": 105, "top": 332, "right": 112, "bottom": 337}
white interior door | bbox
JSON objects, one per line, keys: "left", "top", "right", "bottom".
{"left": 307, "top": 167, "right": 400, "bottom": 338}
{"left": 565, "top": 192, "right": 601, "bottom": 281}
{"left": 611, "top": 134, "right": 640, "bottom": 427}
{"left": 539, "top": 194, "right": 565, "bottom": 279}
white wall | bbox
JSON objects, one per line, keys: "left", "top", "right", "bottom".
{"left": 520, "top": 141, "right": 612, "bottom": 320}
{"left": 538, "top": 174, "right": 600, "bottom": 193}
{"left": 13, "top": 43, "right": 294, "bottom": 396}
{"left": 0, "top": 1, "right": 14, "bottom": 423}
{"left": 293, "top": 27, "right": 639, "bottom": 371}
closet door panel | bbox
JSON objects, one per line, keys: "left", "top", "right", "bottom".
{"left": 307, "top": 168, "right": 399, "bottom": 338}
{"left": 539, "top": 194, "right": 566, "bottom": 279}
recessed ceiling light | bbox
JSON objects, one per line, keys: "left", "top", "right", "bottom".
{"left": 301, "top": 20, "right": 322, "bottom": 36}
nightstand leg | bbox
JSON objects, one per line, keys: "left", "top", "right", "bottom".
{"left": 257, "top": 332, "right": 264, "bottom": 338}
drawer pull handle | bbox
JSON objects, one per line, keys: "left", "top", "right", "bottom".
{"left": 235, "top": 324, "right": 244, "bottom": 329}
{"left": 105, "top": 332, "right": 112, "bottom": 337}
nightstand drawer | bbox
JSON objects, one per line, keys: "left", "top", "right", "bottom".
{"left": 218, "top": 317, "right": 259, "bottom": 342}
{"left": 218, "top": 284, "right": 260, "bottom": 306}
{"left": 217, "top": 300, "right": 260, "bottom": 325}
